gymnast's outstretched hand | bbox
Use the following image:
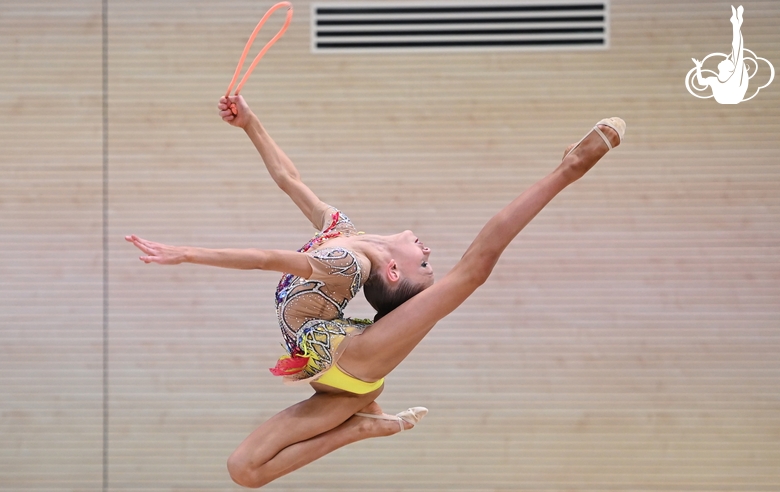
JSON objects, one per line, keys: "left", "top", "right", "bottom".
{"left": 218, "top": 95, "right": 254, "bottom": 129}
{"left": 125, "top": 234, "right": 186, "bottom": 265}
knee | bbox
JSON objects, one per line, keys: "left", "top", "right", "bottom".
{"left": 227, "top": 451, "right": 266, "bottom": 489}
{"left": 457, "top": 253, "right": 494, "bottom": 288}
{"left": 470, "top": 263, "right": 492, "bottom": 287}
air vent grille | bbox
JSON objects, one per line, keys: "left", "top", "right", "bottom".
{"left": 312, "top": 1, "right": 608, "bottom": 52}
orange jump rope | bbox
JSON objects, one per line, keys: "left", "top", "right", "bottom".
{"left": 225, "top": 1, "right": 293, "bottom": 114}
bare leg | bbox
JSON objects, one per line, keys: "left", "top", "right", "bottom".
{"left": 730, "top": 6, "right": 743, "bottom": 61}
{"left": 227, "top": 386, "right": 411, "bottom": 488}
{"left": 729, "top": 6, "right": 745, "bottom": 72}
{"left": 340, "top": 122, "right": 623, "bottom": 381}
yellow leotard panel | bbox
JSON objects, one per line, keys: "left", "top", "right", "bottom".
{"left": 315, "top": 364, "right": 384, "bottom": 395}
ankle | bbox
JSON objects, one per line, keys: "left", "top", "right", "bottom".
{"left": 557, "top": 156, "right": 586, "bottom": 183}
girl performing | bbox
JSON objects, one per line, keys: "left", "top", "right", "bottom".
{"left": 691, "top": 5, "right": 749, "bottom": 104}
{"left": 126, "top": 95, "right": 625, "bottom": 488}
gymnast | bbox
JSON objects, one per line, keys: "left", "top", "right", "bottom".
{"left": 691, "top": 5, "right": 748, "bottom": 104}
{"left": 126, "top": 94, "right": 625, "bottom": 488}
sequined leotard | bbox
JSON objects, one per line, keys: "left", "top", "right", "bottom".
{"left": 270, "top": 204, "right": 372, "bottom": 384}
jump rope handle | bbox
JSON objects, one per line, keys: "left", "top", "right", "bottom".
{"left": 225, "top": 2, "right": 293, "bottom": 114}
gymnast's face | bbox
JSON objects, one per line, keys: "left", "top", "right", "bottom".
{"left": 388, "top": 230, "right": 435, "bottom": 289}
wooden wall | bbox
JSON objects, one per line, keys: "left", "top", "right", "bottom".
{"left": 1, "top": 0, "right": 778, "bottom": 490}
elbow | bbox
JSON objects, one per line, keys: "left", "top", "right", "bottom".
{"left": 274, "top": 173, "right": 301, "bottom": 193}
{"left": 274, "top": 177, "right": 291, "bottom": 194}
{"left": 253, "top": 250, "right": 270, "bottom": 271}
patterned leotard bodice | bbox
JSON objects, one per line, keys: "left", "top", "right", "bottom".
{"left": 271, "top": 205, "right": 372, "bottom": 382}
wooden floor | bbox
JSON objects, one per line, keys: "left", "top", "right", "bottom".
{"left": 1, "top": 0, "right": 779, "bottom": 490}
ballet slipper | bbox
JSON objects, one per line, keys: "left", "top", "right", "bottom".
{"left": 730, "top": 6, "right": 743, "bottom": 26}
{"left": 563, "top": 117, "right": 626, "bottom": 161}
{"left": 355, "top": 406, "right": 428, "bottom": 432}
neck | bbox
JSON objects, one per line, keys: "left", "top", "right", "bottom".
{"left": 349, "top": 234, "right": 393, "bottom": 272}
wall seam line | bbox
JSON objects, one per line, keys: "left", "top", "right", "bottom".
{"left": 102, "top": 0, "right": 109, "bottom": 490}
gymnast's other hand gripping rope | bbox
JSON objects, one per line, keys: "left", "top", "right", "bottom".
{"left": 225, "top": 2, "right": 293, "bottom": 114}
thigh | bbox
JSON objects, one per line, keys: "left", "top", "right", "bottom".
{"left": 337, "top": 320, "right": 435, "bottom": 383}
{"left": 230, "top": 385, "right": 382, "bottom": 466}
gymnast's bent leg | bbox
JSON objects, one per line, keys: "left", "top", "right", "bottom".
{"left": 227, "top": 385, "right": 390, "bottom": 488}
{"left": 227, "top": 383, "right": 421, "bottom": 488}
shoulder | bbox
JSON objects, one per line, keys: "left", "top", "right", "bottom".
{"left": 311, "top": 203, "right": 340, "bottom": 231}
{"left": 308, "top": 247, "right": 362, "bottom": 272}
{"left": 262, "top": 250, "right": 314, "bottom": 279}
{"left": 307, "top": 247, "right": 368, "bottom": 290}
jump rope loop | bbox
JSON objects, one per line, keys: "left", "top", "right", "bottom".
{"left": 225, "top": 2, "right": 293, "bottom": 114}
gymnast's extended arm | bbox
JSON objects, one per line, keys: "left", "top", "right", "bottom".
{"left": 124, "top": 234, "right": 313, "bottom": 277}
{"left": 217, "top": 95, "right": 329, "bottom": 229}
{"left": 692, "top": 58, "right": 711, "bottom": 87}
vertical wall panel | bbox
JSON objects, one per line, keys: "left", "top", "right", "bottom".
{"left": 0, "top": 1, "right": 104, "bottom": 491}
{"left": 2, "top": 0, "right": 779, "bottom": 491}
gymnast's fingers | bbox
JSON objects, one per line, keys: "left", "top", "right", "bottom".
{"left": 133, "top": 241, "right": 155, "bottom": 256}
{"left": 128, "top": 234, "right": 150, "bottom": 246}
{"left": 125, "top": 234, "right": 147, "bottom": 250}
{"left": 131, "top": 236, "right": 162, "bottom": 254}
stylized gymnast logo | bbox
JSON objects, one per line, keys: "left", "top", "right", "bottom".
{"left": 685, "top": 5, "right": 774, "bottom": 104}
